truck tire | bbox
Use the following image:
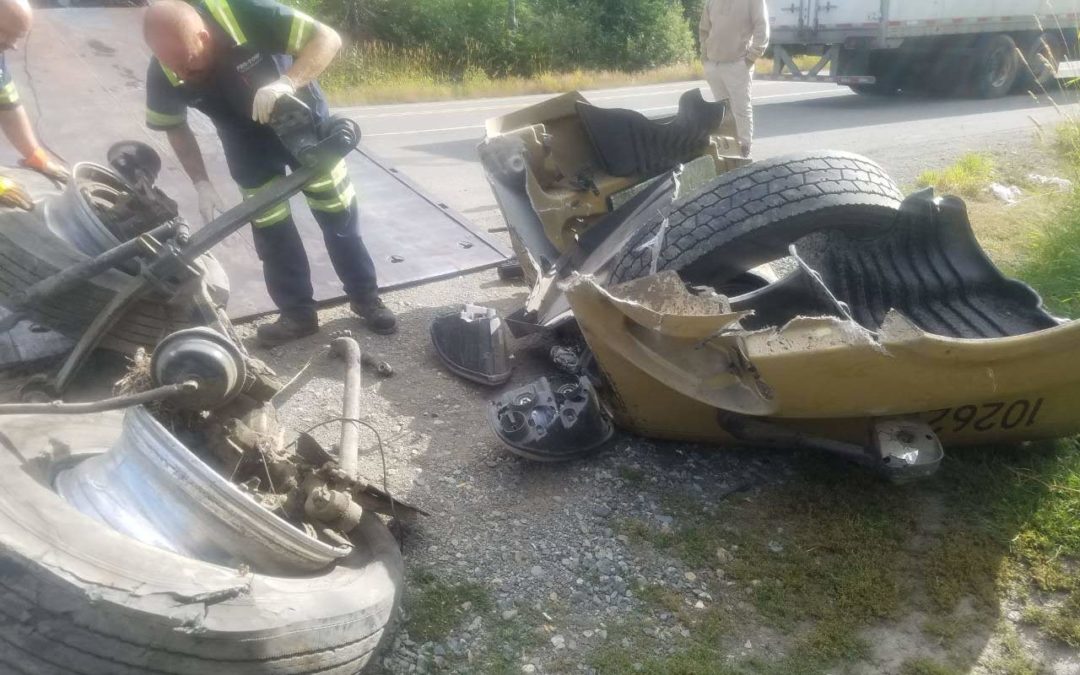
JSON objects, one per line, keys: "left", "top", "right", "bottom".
{"left": 608, "top": 151, "right": 903, "bottom": 287}
{"left": 0, "top": 412, "right": 403, "bottom": 675}
{"left": 971, "top": 34, "right": 1020, "bottom": 98}
{"left": 1016, "top": 32, "right": 1064, "bottom": 92}
{"left": 0, "top": 202, "right": 209, "bottom": 355}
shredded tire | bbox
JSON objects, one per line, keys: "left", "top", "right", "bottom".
{"left": 0, "top": 412, "right": 402, "bottom": 675}
{"left": 608, "top": 151, "right": 904, "bottom": 286}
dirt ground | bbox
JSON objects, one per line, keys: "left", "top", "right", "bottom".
{"left": 241, "top": 244, "right": 1078, "bottom": 674}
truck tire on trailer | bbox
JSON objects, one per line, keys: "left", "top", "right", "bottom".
{"left": 608, "top": 151, "right": 903, "bottom": 287}
{"left": 0, "top": 412, "right": 403, "bottom": 675}
{"left": 1016, "top": 32, "right": 1064, "bottom": 92}
{"left": 972, "top": 34, "right": 1020, "bottom": 98}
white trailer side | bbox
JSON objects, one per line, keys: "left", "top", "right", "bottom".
{"left": 764, "top": 0, "right": 1080, "bottom": 97}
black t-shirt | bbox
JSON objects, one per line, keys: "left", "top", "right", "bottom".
{"left": 145, "top": 0, "right": 329, "bottom": 145}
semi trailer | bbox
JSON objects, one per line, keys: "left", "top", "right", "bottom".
{"left": 762, "top": 0, "right": 1080, "bottom": 97}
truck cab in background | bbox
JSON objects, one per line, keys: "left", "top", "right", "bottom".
{"left": 764, "top": 0, "right": 1080, "bottom": 98}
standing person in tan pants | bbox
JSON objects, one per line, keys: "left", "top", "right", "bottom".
{"left": 700, "top": 0, "right": 769, "bottom": 157}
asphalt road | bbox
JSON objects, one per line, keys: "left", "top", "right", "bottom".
{"left": 342, "top": 79, "right": 1077, "bottom": 223}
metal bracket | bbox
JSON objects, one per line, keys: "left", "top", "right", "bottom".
{"left": 762, "top": 45, "right": 876, "bottom": 85}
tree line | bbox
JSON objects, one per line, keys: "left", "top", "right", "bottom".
{"left": 292, "top": 0, "right": 706, "bottom": 75}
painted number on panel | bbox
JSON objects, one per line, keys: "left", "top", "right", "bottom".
{"left": 926, "top": 399, "right": 1044, "bottom": 434}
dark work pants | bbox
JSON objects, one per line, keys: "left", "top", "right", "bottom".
{"left": 223, "top": 134, "right": 378, "bottom": 321}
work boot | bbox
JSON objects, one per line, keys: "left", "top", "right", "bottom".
{"left": 256, "top": 313, "right": 319, "bottom": 347}
{"left": 351, "top": 293, "right": 398, "bottom": 335}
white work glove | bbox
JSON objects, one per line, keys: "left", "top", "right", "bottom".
{"left": 194, "top": 179, "right": 225, "bottom": 225}
{"left": 252, "top": 76, "right": 296, "bottom": 124}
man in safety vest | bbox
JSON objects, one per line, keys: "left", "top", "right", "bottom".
{"left": 0, "top": 0, "right": 69, "bottom": 192}
{"left": 143, "top": 0, "right": 396, "bottom": 346}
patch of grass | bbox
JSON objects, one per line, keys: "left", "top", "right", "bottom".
{"left": 940, "top": 443, "right": 1080, "bottom": 582}
{"left": 1024, "top": 589, "right": 1080, "bottom": 648}
{"left": 637, "top": 583, "right": 685, "bottom": 614}
{"left": 722, "top": 467, "right": 913, "bottom": 631}
{"left": 322, "top": 42, "right": 704, "bottom": 105}
{"left": 984, "top": 624, "right": 1043, "bottom": 675}
{"left": 404, "top": 568, "right": 492, "bottom": 643}
{"left": 922, "top": 614, "right": 992, "bottom": 649}
{"left": 322, "top": 43, "right": 815, "bottom": 105}
{"left": 618, "top": 466, "right": 647, "bottom": 486}
{"left": 924, "top": 530, "right": 1003, "bottom": 611}
{"left": 615, "top": 463, "right": 915, "bottom": 673}
{"left": 901, "top": 658, "right": 965, "bottom": 675}
{"left": 591, "top": 645, "right": 736, "bottom": 675}
{"left": 916, "top": 153, "right": 996, "bottom": 198}
{"left": 963, "top": 191, "right": 1064, "bottom": 272}
{"left": 1014, "top": 119, "right": 1080, "bottom": 315}
{"left": 471, "top": 607, "right": 551, "bottom": 675}
{"left": 1014, "top": 186, "right": 1080, "bottom": 316}
{"left": 937, "top": 441, "right": 1080, "bottom": 655}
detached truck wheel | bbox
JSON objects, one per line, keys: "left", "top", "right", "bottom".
{"left": 0, "top": 412, "right": 403, "bottom": 675}
{"left": 972, "top": 34, "right": 1020, "bottom": 98}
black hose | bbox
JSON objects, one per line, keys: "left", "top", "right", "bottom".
{"left": 0, "top": 381, "right": 197, "bottom": 415}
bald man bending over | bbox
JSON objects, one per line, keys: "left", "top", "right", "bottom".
{"left": 144, "top": 0, "right": 395, "bottom": 345}
{"left": 0, "top": 0, "right": 67, "bottom": 184}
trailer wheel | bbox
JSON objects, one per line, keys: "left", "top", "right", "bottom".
{"left": 1016, "top": 32, "right": 1064, "bottom": 93}
{"left": 608, "top": 151, "right": 903, "bottom": 287}
{"left": 972, "top": 34, "right": 1020, "bottom": 98}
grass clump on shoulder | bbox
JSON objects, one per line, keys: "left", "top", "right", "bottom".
{"left": 1013, "top": 119, "right": 1080, "bottom": 317}
{"left": 915, "top": 153, "right": 996, "bottom": 198}
{"left": 404, "top": 567, "right": 493, "bottom": 643}
{"left": 941, "top": 440, "right": 1080, "bottom": 651}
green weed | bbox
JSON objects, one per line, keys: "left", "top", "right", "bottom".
{"left": 916, "top": 153, "right": 996, "bottom": 197}
{"left": 901, "top": 658, "right": 965, "bottom": 675}
{"left": 404, "top": 568, "right": 492, "bottom": 643}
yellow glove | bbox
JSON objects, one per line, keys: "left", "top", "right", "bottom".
{"left": 0, "top": 176, "right": 33, "bottom": 211}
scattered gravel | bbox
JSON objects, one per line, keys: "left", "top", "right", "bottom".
{"left": 231, "top": 264, "right": 785, "bottom": 674}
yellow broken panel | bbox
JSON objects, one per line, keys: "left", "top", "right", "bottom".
{"left": 566, "top": 270, "right": 1080, "bottom": 449}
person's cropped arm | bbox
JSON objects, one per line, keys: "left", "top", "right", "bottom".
{"left": 166, "top": 124, "right": 208, "bottom": 183}
{"left": 0, "top": 106, "right": 68, "bottom": 180}
{"left": 748, "top": 0, "right": 770, "bottom": 61}
{"left": 285, "top": 19, "right": 341, "bottom": 87}
{"left": 166, "top": 124, "right": 224, "bottom": 223}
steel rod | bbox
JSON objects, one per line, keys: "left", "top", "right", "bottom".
{"left": 0, "top": 381, "right": 197, "bottom": 415}
{"left": 330, "top": 336, "right": 363, "bottom": 480}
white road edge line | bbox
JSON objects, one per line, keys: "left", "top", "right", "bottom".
{"left": 363, "top": 89, "right": 845, "bottom": 137}
{"left": 339, "top": 79, "right": 803, "bottom": 115}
